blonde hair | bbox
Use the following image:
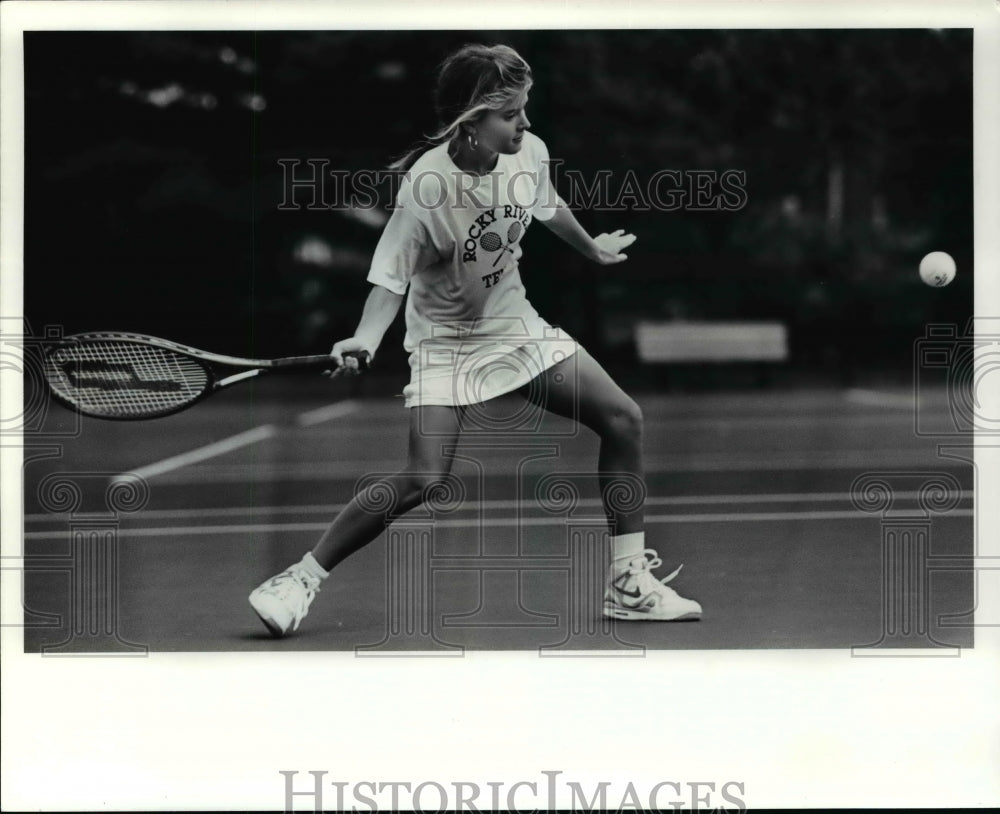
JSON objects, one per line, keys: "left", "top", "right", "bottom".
{"left": 390, "top": 44, "right": 533, "bottom": 172}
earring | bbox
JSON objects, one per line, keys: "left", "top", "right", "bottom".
{"left": 467, "top": 131, "right": 478, "bottom": 150}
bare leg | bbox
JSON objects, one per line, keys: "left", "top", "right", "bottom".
{"left": 520, "top": 346, "right": 644, "bottom": 534}
{"left": 310, "top": 405, "right": 463, "bottom": 571}
{"left": 518, "top": 348, "right": 701, "bottom": 621}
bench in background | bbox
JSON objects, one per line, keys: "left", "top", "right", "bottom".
{"left": 634, "top": 321, "right": 789, "bottom": 387}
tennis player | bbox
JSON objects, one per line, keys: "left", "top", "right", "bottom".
{"left": 250, "top": 43, "right": 701, "bottom": 635}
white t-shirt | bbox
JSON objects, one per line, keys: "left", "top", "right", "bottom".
{"left": 367, "top": 131, "right": 577, "bottom": 406}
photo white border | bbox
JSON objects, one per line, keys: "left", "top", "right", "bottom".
{"left": 2, "top": 1, "right": 998, "bottom": 809}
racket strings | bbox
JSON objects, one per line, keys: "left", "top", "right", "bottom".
{"left": 45, "top": 341, "right": 209, "bottom": 418}
{"left": 479, "top": 231, "right": 502, "bottom": 252}
{"left": 480, "top": 222, "right": 523, "bottom": 266}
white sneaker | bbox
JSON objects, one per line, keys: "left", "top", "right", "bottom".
{"left": 603, "top": 549, "right": 702, "bottom": 621}
{"left": 249, "top": 563, "right": 321, "bottom": 636}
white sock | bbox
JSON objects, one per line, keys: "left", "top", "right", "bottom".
{"left": 610, "top": 531, "right": 645, "bottom": 575}
{"left": 299, "top": 551, "right": 330, "bottom": 580}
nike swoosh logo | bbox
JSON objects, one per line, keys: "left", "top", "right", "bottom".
{"left": 612, "top": 576, "right": 642, "bottom": 599}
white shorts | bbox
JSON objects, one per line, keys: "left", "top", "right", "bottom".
{"left": 401, "top": 326, "right": 579, "bottom": 408}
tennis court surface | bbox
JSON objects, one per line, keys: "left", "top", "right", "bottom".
{"left": 20, "top": 384, "right": 974, "bottom": 653}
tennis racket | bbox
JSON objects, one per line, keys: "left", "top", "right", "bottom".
{"left": 480, "top": 222, "right": 523, "bottom": 267}
{"left": 493, "top": 221, "right": 523, "bottom": 267}
{"left": 43, "top": 332, "right": 369, "bottom": 421}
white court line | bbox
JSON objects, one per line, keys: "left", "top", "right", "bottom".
{"left": 844, "top": 389, "right": 920, "bottom": 409}
{"left": 23, "top": 490, "right": 975, "bottom": 523}
{"left": 21, "top": 508, "right": 975, "bottom": 540}
{"left": 111, "top": 425, "right": 278, "bottom": 484}
{"left": 301, "top": 413, "right": 950, "bottom": 432}
{"left": 110, "top": 400, "right": 359, "bottom": 484}
{"left": 121, "top": 448, "right": 967, "bottom": 484}
{"left": 296, "top": 399, "right": 359, "bottom": 427}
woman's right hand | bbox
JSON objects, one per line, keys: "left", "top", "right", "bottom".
{"left": 327, "top": 337, "right": 374, "bottom": 378}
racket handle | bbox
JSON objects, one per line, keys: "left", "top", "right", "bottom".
{"left": 342, "top": 350, "right": 371, "bottom": 372}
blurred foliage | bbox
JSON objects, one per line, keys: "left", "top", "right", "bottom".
{"left": 24, "top": 29, "right": 971, "bottom": 382}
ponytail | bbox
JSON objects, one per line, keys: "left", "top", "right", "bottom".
{"left": 389, "top": 43, "right": 532, "bottom": 173}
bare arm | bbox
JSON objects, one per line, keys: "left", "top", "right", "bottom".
{"left": 540, "top": 202, "right": 636, "bottom": 264}
{"left": 328, "top": 283, "right": 404, "bottom": 375}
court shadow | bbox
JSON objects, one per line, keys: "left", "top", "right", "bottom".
{"left": 236, "top": 630, "right": 282, "bottom": 642}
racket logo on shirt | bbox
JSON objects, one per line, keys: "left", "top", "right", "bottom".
{"left": 461, "top": 206, "right": 532, "bottom": 288}
{"left": 479, "top": 221, "right": 523, "bottom": 268}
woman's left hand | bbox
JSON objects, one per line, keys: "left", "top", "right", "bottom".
{"left": 590, "top": 229, "right": 637, "bottom": 264}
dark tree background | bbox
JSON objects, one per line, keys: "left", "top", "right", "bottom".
{"left": 23, "top": 29, "right": 972, "bottom": 385}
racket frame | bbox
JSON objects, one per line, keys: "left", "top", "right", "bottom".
{"left": 479, "top": 222, "right": 524, "bottom": 268}
{"left": 43, "top": 331, "right": 365, "bottom": 421}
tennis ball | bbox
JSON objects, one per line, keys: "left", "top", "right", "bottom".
{"left": 919, "top": 251, "right": 956, "bottom": 287}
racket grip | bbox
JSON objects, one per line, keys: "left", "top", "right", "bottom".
{"left": 343, "top": 350, "right": 371, "bottom": 372}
